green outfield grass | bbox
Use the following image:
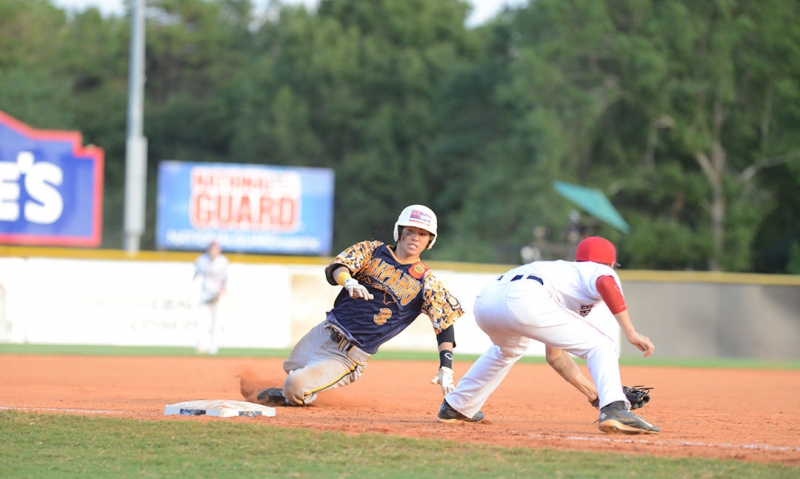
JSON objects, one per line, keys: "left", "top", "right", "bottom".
{"left": 1, "top": 343, "right": 798, "bottom": 370}
{"left": 0, "top": 410, "right": 795, "bottom": 479}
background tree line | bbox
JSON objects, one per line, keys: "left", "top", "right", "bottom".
{"left": 1, "top": 0, "right": 799, "bottom": 272}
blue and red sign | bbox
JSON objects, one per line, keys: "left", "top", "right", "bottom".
{"left": 0, "top": 111, "right": 104, "bottom": 247}
{"left": 156, "top": 161, "right": 334, "bottom": 255}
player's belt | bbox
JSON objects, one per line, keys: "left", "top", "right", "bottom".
{"left": 506, "top": 274, "right": 544, "bottom": 285}
{"left": 329, "top": 328, "right": 356, "bottom": 352}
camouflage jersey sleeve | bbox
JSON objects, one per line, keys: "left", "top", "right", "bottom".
{"left": 324, "top": 240, "right": 383, "bottom": 285}
{"left": 421, "top": 271, "right": 464, "bottom": 334}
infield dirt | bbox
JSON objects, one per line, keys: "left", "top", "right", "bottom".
{"left": 1, "top": 355, "right": 798, "bottom": 465}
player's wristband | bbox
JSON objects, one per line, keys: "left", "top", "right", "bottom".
{"left": 335, "top": 270, "right": 352, "bottom": 287}
{"left": 439, "top": 350, "right": 453, "bottom": 370}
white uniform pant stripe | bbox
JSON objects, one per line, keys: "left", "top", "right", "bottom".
{"left": 446, "top": 280, "right": 626, "bottom": 418}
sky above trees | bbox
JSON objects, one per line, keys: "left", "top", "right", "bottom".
{"left": 50, "top": 0, "right": 527, "bottom": 26}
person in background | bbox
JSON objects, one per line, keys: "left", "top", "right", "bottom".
{"left": 193, "top": 240, "right": 229, "bottom": 355}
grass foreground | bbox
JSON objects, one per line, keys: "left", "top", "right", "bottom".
{"left": 0, "top": 410, "right": 796, "bottom": 479}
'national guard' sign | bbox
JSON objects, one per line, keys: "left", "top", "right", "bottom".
{"left": 156, "top": 161, "right": 333, "bottom": 255}
{"left": 0, "top": 111, "right": 104, "bottom": 247}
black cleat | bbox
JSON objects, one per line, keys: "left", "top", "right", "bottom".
{"left": 598, "top": 401, "right": 660, "bottom": 434}
{"left": 436, "top": 400, "right": 484, "bottom": 423}
{"left": 255, "top": 387, "right": 289, "bottom": 407}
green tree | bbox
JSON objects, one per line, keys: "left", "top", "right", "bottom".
{"left": 228, "top": 0, "right": 478, "bottom": 251}
{"left": 0, "top": 0, "right": 75, "bottom": 127}
{"left": 129, "top": 0, "right": 257, "bottom": 248}
{"left": 454, "top": 0, "right": 800, "bottom": 270}
{"left": 441, "top": 0, "right": 649, "bottom": 263}
{"left": 57, "top": 9, "right": 131, "bottom": 247}
{"left": 0, "top": 1, "right": 131, "bottom": 247}
{"left": 5, "top": 0, "right": 799, "bottom": 272}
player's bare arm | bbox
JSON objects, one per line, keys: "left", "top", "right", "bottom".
{"left": 613, "top": 309, "right": 655, "bottom": 357}
{"left": 594, "top": 274, "right": 655, "bottom": 358}
{"left": 546, "top": 345, "right": 598, "bottom": 404}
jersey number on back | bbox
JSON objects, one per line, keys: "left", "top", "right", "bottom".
{"left": 374, "top": 308, "right": 392, "bottom": 325}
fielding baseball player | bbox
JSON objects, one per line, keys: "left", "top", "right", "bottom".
{"left": 437, "top": 236, "right": 660, "bottom": 434}
{"left": 193, "top": 240, "right": 229, "bottom": 355}
{"left": 255, "top": 204, "right": 464, "bottom": 406}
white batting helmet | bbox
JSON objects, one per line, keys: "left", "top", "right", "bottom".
{"left": 393, "top": 204, "right": 438, "bottom": 249}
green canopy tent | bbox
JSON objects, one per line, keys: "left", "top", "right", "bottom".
{"left": 552, "top": 180, "right": 630, "bottom": 234}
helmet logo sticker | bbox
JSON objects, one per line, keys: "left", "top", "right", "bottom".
{"left": 409, "top": 209, "right": 432, "bottom": 226}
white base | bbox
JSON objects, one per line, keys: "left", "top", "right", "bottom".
{"left": 164, "top": 399, "right": 276, "bottom": 418}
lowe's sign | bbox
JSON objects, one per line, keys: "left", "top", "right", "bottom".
{"left": 0, "top": 111, "right": 104, "bottom": 247}
{"left": 156, "top": 161, "right": 334, "bottom": 255}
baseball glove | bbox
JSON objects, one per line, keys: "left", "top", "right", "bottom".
{"left": 624, "top": 385, "right": 653, "bottom": 410}
{"left": 589, "top": 385, "right": 653, "bottom": 410}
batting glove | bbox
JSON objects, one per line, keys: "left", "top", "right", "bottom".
{"left": 344, "top": 278, "right": 373, "bottom": 300}
{"left": 431, "top": 366, "right": 455, "bottom": 395}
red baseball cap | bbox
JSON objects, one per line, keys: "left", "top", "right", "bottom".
{"left": 575, "top": 236, "right": 618, "bottom": 266}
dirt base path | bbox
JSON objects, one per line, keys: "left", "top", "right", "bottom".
{"left": 1, "top": 355, "right": 798, "bottom": 465}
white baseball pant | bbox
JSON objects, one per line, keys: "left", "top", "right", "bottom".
{"left": 445, "top": 276, "right": 627, "bottom": 418}
{"left": 196, "top": 300, "right": 220, "bottom": 355}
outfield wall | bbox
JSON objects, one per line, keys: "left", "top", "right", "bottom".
{"left": 620, "top": 271, "right": 800, "bottom": 360}
{"left": 0, "top": 247, "right": 797, "bottom": 360}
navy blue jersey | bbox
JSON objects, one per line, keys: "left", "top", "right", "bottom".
{"left": 324, "top": 241, "right": 463, "bottom": 354}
